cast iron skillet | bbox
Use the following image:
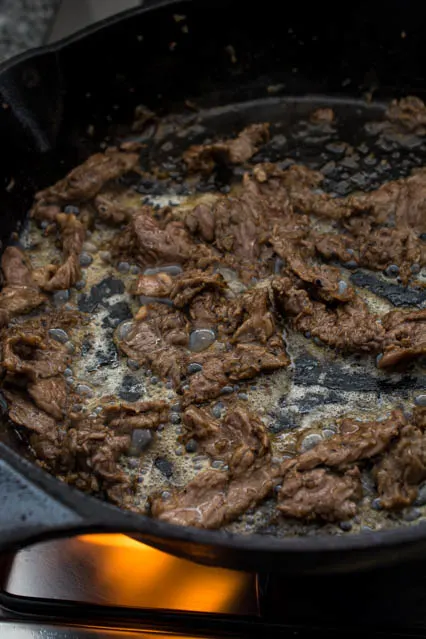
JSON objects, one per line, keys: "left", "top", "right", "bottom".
{"left": 0, "top": 0, "right": 425, "bottom": 575}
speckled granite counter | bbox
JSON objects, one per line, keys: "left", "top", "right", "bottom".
{"left": 0, "top": 0, "right": 60, "bottom": 62}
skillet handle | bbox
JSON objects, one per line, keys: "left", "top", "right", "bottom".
{"left": 0, "top": 443, "right": 143, "bottom": 553}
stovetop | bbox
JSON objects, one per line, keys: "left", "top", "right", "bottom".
{"left": 1, "top": 533, "right": 426, "bottom": 637}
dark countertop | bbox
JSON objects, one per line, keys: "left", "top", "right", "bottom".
{"left": 0, "top": 0, "right": 60, "bottom": 63}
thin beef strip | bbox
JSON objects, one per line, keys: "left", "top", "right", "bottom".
{"left": 42, "top": 213, "right": 86, "bottom": 291}
{"left": 132, "top": 269, "right": 226, "bottom": 308}
{"left": 272, "top": 276, "right": 384, "bottom": 353}
{"left": 373, "top": 408, "right": 426, "bottom": 509}
{"left": 104, "top": 400, "right": 169, "bottom": 431}
{"left": 277, "top": 467, "right": 362, "bottom": 522}
{"left": 183, "top": 343, "right": 289, "bottom": 405}
{"left": 181, "top": 405, "right": 270, "bottom": 474}
{"left": 117, "top": 304, "right": 189, "bottom": 385}
{"left": 378, "top": 309, "right": 426, "bottom": 368}
{"left": 115, "top": 208, "right": 213, "bottom": 269}
{"left": 32, "top": 148, "right": 140, "bottom": 206}
{"left": 28, "top": 377, "right": 68, "bottom": 420}
{"left": 2, "top": 332, "right": 69, "bottom": 380}
{"left": 151, "top": 463, "right": 282, "bottom": 529}
{"left": 385, "top": 96, "right": 426, "bottom": 134}
{"left": 296, "top": 410, "right": 405, "bottom": 471}
{"left": 184, "top": 123, "right": 269, "bottom": 173}
{"left": 0, "top": 247, "right": 46, "bottom": 325}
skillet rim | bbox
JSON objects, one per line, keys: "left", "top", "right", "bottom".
{"left": 0, "top": 0, "right": 425, "bottom": 561}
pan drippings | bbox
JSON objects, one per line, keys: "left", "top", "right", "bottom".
{"left": 3, "top": 95, "right": 426, "bottom": 537}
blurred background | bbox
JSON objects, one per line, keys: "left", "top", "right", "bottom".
{"left": 0, "top": 0, "right": 141, "bottom": 62}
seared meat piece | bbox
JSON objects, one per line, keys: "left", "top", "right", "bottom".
{"left": 2, "top": 332, "right": 69, "bottom": 380}
{"left": 272, "top": 277, "right": 384, "bottom": 354}
{"left": 379, "top": 309, "right": 426, "bottom": 368}
{"left": 104, "top": 400, "right": 169, "bottom": 431}
{"left": 118, "top": 305, "right": 189, "bottom": 385}
{"left": 182, "top": 405, "right": 270, "bottom": 474}
{"left": 28, "top": 377, "right": 68, "bottom": 420}
{"left": 184, "top": 123, "right": 269, "bottom": 173}
{"left": 33, "top": 148, "right": 139, "bottom": 205}
{"left": 116, "top": 209, "right": 213, "bottom": 269}
{"left": 373, "top": 422, "right": 426, "bottom": 509}
{"left": 94, "top": 191, "right": 138, "bottom": 225}
{"left": 296, "top": 410, "right": 405, "bottom": 470}
{"left": 183, "top": 344, "right": 289, "bottom": 405}
{"left": 5, "top": 390, "right": 57, "bottom": 435}
{"left": 284, "top": 257, "right": 355, "bottom": 303}
{"left": 42, "top": 214, "right": 86, "bottom": 291}
{"left": 385, "top": 96, "right": 426, "bottom": 134}
{"left": 151, "top": 464, "right": 281, "bottom": 529}
{"left": 170, "top": 270, "right": 226, "bottom": 308}
{"left": 132, "top": 272, "right": 173, "bottom": 298}
{"left": 277, "top": 467, "right": 362, "bottom": 522}
{"left": 0, "top": 247, "right": 47, "bottom": 325}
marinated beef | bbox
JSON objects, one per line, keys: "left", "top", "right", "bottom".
{"left": 133, "top": 269, "right": 226, "bottom": 307}
{"left": 115, "top": 208, "right": 213, "bottom": 269}
{"left": 33, "top": 148, "right": 139, "bottom": 205}
{"left": 151, "top": 463, "right": 281, "bottom": 529}
{"left": 42, "top": 213, "right": 86, "bottom": 291}
{"left": 277, "top": 467, "right": 362, "bottom": 522}
{"left": 181, "top": 405, "right": 270, "bottom": 473}
{"left": 295, "top": 410, "right": 405, "bottom": 470}
{"left": 2, "top": 331, "right": 69, "bottom": 380}
{"left": 5, "top": 390, "right": 57, "bottom": 436}
{"left": 183, "top": 344, "right": 289, "bottom": 405}
{"left": 0, "top": 247, "right": 47, "bottom": 325}
{"left": 272, "top": 277, "right": 384, "bottom": 353}
{"left": 385, "top": 96, "right": 426, "bottom": 133}
{"left": 184, "top": 123, "right": 269, "bottom": 173}
{"left": 373, "top": 422, "right": 426, "bottom": 509}
{"left": 378, "top": 309, "right": 426, "bottom": 368}
{"left": 104, "top": 400, "right": 169, "bottom": 431}
{"left": 94, "top": 191, "right": 138, "bottom": 225}
{"left": 118, "top": 304, "right": 189, "bottom": 384}
{"left": 28, "top": 377, "right": 68, "bottom": 420}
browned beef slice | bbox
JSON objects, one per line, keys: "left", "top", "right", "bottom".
{"left": 5, "top": 390, "right": 57, "bottom": 434}
{"left": 170, "top": 270, "right": 226, "bottom": 308}
{"left": 284, "top": 257, "right": 355, "bottom": 303}
{"left": 277, "top": 467, "right": 362, "bottom": 521}
{"left": 2, "top": 331, "right": 69, "bottom": 380}
{"left": 104, "top": 400, "right": 169, "bottom": 431}
{"left": 65, "top": 416, "right": 132, "bottom": 505}
{"left": 183, "top": 123, "right": 269, "bottom": 173}
{"left": 272, "top": 277, "right": 384, "bottom": 353}
{"left": 185, "top": 203, "right": 216, "bottom": 242}
{"left": 28, "top": 377, "right": 67, "bottom": 420}
{"left": 219, "top": 288, "right": 276, "bottom": 345}
{"left": 118, "top": 305, "right": 189, "bottom": 384}
{"left": 182, "top": 405, "right": 270, "bottom": 474}
{"left": 132, "top": 272, "right": 173, "bottom": 297}
{"left": 116, "top": 208, "right": 212, "bottom": 269}
{"left": 94, "top": 192, "right": 138, "bottom": 225}
{"left": 2, "top": 246, "right": 34, "bottom": 286}
{"left": 151, "top": 464, "right": 280, "bottom": 529}
{"left": 224, "top": 343, "right": 290, "bottom": 381}
{"left": 33, "top": 148, "right": 139, "bottom": 205}
{"left": 378, "top": 309, "right": 426, "bottom": 368}
{"left": 296, "top": 410, "right": 405, "bottom": 471}
{"left": 42, "top": 214, "right": 86, "bottom": 291}
{"left": 385, "top": 96, "right": 426, "bottom": 133}
{"left": 0, "top": 287, "right": 46, "bottom": 324}
{"left": 373, "top": 421, "right": 426, "bottom": 509}
{"left": 314, "top": 233, "right": 355, "bottom": 264}
{"left": 184, "top": 344, "right": 289, "bottom": 405}
{"left": 0, "top": 247, "right": 47, "bottom": 324}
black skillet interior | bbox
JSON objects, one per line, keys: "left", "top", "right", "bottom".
{"left": 1, "top": 0, "right": 426, "bottom": 574}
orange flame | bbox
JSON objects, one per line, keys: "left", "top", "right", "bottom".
{"left": 79, "top": 534, "right": 253, "bottom": 613}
